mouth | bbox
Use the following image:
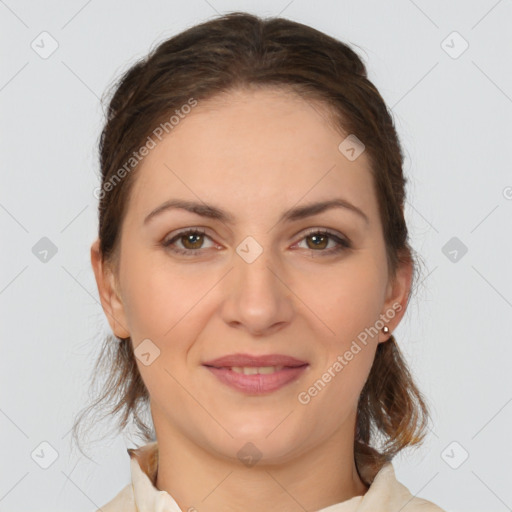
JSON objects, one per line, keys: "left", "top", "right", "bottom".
{"left": 202, "top": 353, "right": 309, "bottom": 394}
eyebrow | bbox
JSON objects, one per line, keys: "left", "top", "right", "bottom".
{"left": 143, "top": 198, "right": 369, "bottom": 226}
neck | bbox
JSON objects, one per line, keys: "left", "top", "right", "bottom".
{"left": 153, "top": 420, "right": 369, "bottom": 512}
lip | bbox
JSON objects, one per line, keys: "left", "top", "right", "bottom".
{"left": 202, "top": 353, "right": 308, "bottom": 368}
{"left": 205, "top": 366, "right": 308, "bottom": 394}
{"left": 202, "top": 353, "right": 309, "bottom": 395}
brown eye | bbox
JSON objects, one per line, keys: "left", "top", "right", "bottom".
{"left": 162, "top": 228, "right": 215, "bottom": 256}
{"left": 181, "top": 232, "right": 204, "bottom": 250}
{"left": 305, "top": 233, "right": 329, "bottom": 250}
{"left": 296, "top": 229, "right": 351, "bottom": 255}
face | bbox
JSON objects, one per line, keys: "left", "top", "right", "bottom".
{"left": 92, "top": 87, "right": 411, "bottom": 465}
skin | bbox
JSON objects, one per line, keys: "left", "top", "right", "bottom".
{"left": 91, "top": 86, "right": 412, "bottom": 512}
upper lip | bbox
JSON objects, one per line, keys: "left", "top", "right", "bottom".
{"left": 202, "top": 353, "right": 308, "bottom": 368}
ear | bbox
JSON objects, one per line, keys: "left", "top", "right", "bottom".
{"left": 90, "top": 238, "right": 130, "bottom": 338}
{"left": 378, "top": 256, "right": 413, "bottom": 343}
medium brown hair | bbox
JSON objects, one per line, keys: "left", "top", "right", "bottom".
{"left": 72, "top": 11, "right": 430, "bottom": 483}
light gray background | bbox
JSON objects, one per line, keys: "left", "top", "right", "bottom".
{"left": 1, "top": 1, "right": 511, "bottom": 511}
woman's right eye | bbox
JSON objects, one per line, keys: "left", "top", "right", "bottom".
{"left": 162, "top": 228, "right": 216, "bottom": 257}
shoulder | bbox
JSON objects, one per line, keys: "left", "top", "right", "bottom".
{"left": 401, "top": 495, "right": 447, "bottom": 511}
{"left": 361, "top": 463, "right": 447, "bottom": 512}
{"left": 95, "top": 483, "right": 136, "bottom": 512}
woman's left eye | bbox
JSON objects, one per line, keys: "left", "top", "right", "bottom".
{"left": 294, "top": 229, "right": 351, "bottom": 255}
{"left": 162, "top": 228, "right": 351, "bottom": 257}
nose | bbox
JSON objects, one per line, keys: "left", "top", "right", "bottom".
{"left": 219, "top": 244, "right": 294, "bottom": 337}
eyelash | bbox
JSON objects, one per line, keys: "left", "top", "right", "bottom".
{"left": 161, "top": 227, "right": 352, "bottom": 257}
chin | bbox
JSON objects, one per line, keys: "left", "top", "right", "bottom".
{"left": 210, "top": 425, "right": 306, "bottom": 465}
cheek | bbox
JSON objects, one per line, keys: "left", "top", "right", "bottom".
{"left": 120, "top": 254, "right": 212, "bottom": 390}
{"left": 300, "top": 324, "right": 378, "bottom": 427}
{"left": 319, "top": 262, "right": 385, "bottom": 339}
{"left": 119, "top": 251, "right": 199, "bottom": 339}
{"left": 309, "top": 258, "right": 384, "bottom": 397}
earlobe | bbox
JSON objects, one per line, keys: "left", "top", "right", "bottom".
{"left": 90, "top": 238, "right": 130, "bottom": 339}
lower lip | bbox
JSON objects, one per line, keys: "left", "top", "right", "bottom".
{"left": 204, "top": 365, "right": 308, "bottom": 394}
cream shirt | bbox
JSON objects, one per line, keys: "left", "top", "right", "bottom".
{"left": 97, "top": 441, "right": 445, "bottom": 512}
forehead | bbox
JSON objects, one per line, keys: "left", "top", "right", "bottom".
{"left": 126, "top": 87, "right": 377, "bottom": 224}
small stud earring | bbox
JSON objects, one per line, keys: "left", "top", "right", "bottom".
{"left": 382, "top": 326, "right": 390, "bottom": 334}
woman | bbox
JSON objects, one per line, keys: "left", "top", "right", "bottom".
{"left": 76, "top": 11, "right": 446, "bottom": 511}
